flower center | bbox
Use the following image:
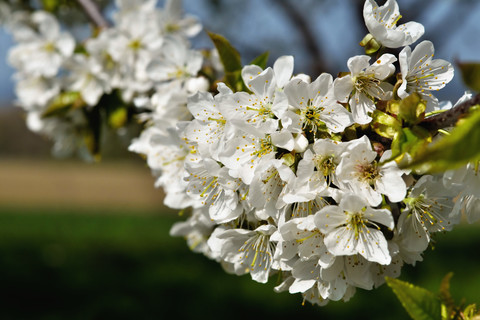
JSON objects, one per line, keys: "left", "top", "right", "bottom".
{"left": 246, "top": 100, "right": 275, "bottom": 123}
{"left": 314, "top": 154, "right": 336, "bottom": 178}
{"left": 404, "top": 195, "right": 449, "bottom": 230}
{"left": 347, "top": 211, "right": 368, "bottom": 240}
{"left": 301, "top": 105, "right": 325, "bottom": 133}
{"left": 44, "top": 42, "right": 56, "bottom": 52}
{"left": 128, "top": 39, "right": 143, "bottom": 51}
{"left": 353, "top": 74, "right": 381, "bottom": 95}
{"left": 355, "top": 161, "right": 379, "bottom": 185}
{"left": 251, "top": 135, "right": 275, "bottom": 158}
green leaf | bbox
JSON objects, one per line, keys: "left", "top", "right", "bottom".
{"left": 458, "top": 61, "right": 480, "bottom": 93}
{"left": 208, "top": 31, "right": 245, "bottom": 91}
{"left": 371, "top": 110, "right": 402, "bottom": 139}
{"left": 386, "top": 277, "right": 442, "bottom": 320}
{"left": 42, "top": 92, "right": 84, "bottom": 118}
{"left": 390, "top": 126, "right": 431, "bottom": 160}
{"left": 207, "top": 32, "right": 242, "bottom": 73}
{"left": 249, "top": 51, "right": 269, "bottom": 69}
{"left": 405, "top": 108, "right": 480, "bottom": 173}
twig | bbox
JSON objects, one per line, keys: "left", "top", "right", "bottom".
{"left": 420, "top": 93, "right": 480, "bottom": 131}
{"left": 75, "top": 0, "right": 110, "bottom": 29}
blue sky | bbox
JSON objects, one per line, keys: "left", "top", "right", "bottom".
{"left": 1, "top": 0, "right": 479, "bottom": 106}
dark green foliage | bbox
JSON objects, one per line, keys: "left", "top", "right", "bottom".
{"left": 0, "top": 208, "right": 479, "bottom": 319}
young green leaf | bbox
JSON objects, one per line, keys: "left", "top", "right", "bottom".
{"left": 386, "top": 277, "right": 442, "bottom": 320}
{"left": 207, "top": 32, "right": 245, "bottom": 91}
{"left": 390, "top": 126, "right": 431, "bottom": 160}
{"left": 207, "top": 32, "right": 242, "bottom": 73}
{"left": 249, "top": 51, "right": 269, "bottom": 69}
{"left": 405, "top": 107, "right": 480, "bottom": 173}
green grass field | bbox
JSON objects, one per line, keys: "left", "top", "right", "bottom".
{"left": 0, "top": 207, "right": 479, "bottom": 319}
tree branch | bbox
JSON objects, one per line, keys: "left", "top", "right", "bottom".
{"left": 75, "top": 0, "right": 110, "bottom": 29}
{"left": 420, "top": 93, "right": 480, "bottom": 131}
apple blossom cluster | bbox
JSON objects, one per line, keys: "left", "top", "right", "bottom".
{"left": 3, "top": 0, "right": 208, "bottom": 159}
{"left": 129, "top": 0, "right": 480, "bottom": 306}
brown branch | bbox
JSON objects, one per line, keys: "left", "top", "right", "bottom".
{"left": 420, "top": 93, "right": 480, "bottom": 131}
{"left": 275, "top": 0, "right": 327, "bottom": 77}
{"left": 75, "top": 0, "right": 110, "bottom": 29}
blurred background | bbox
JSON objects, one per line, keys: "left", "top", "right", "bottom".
{"left": 1, "top": 0, "right": 480, "bottom": 319}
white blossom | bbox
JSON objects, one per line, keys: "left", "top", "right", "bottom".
{"left": 315, "top": 194, "right": 394, "bottom": 265}
{"left": 363, "top": 0, "right": 424, "bottom": 48}
{"left": 334, "top": 54, "right": 396, "bottom": 124}
{"left": 398, "top": 40, "right": 454, "bottom": 110}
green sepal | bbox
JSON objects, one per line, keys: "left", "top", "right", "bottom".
{"left": 281, "top": 153, "right": 295, "bottom": 167}
{"left": 371, "top": 110, "right": 402, "bottom": 139}
{"left": 42, "top": 91, "right": 85, "bottom": 118}
{"left": 249, "top": 51, "right": 270, "bottom": 69}
{"left": 458, "top": 61, "right": 480, "bottom": 93}
{"left": 388, "top": 93, "right": 426, "bottom": 126}
{"left": 405, "top": 107, "right": 480, "bottom": 173}
{"left": 360, "top": 33, "right": 381, "bottom": 55}
{"left": 399, "top": 93, "right": 426, "bottom": 126}
{"left": 386, "top": 277, "right": 442, "bottom": 320}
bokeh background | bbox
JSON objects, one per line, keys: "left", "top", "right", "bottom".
{"left": 1, "top": 0, "right": 480, "bottom": 319}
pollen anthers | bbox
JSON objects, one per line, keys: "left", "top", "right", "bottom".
{"left": 238, "top": 232, "right": 275, "bottom": 271}
{"left": 353, "top": 74, "right": 382, "bottom": 98}
{"left": 313, "top": 154, "right": 337, "bottom": 178}
{"left": 245, "top": 97, "right": 275, "bottom": 122}
{"left": 291, "top": 199, "right": 328, "bottom": 218}
{"left": 251, "top": 135, "right": 275, "bottom": 157}
{"left": 345, "top": 210, "right": 370, "bottom": 240}
{"left": 301, "top": 104, "right": 326, "bottom": 133}
{"left": 354, "top": 161, "right": 379, "bottom": 184}
{"left": 405, "top": 194, "right": 450, "bottom": 230}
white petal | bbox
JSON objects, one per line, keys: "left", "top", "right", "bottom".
{"left": 333, "top": 75, "right": 353, "bottom": 102}
{"left": 347, "top": 55, "right": 371, "bottom": 76}
{"left": 273, "top": 55, "right": 294, "bottom": 88}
